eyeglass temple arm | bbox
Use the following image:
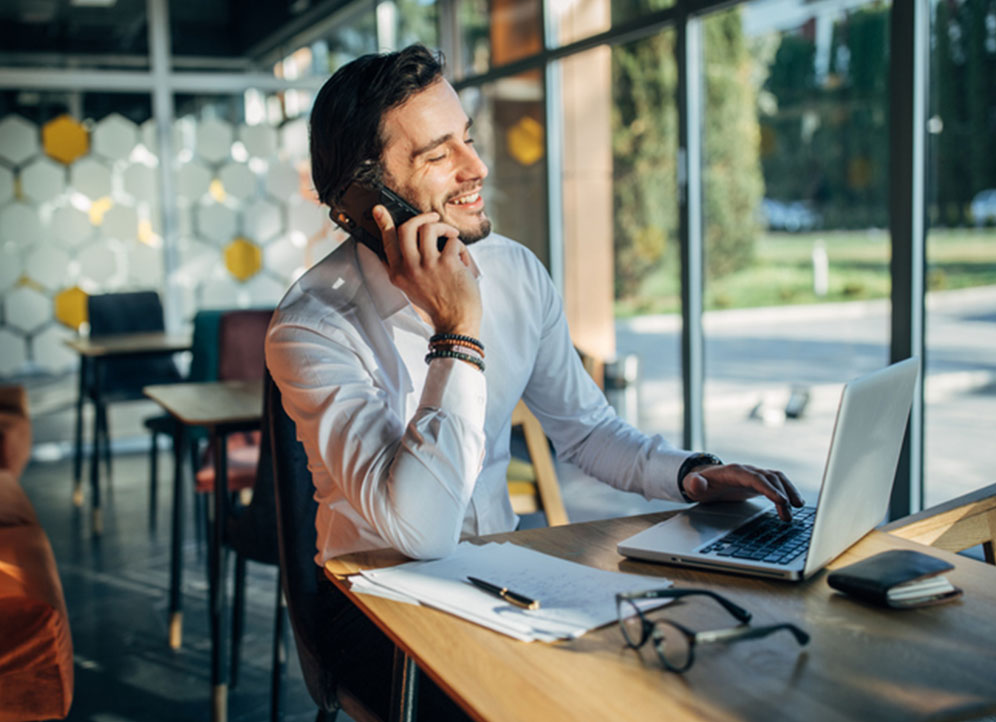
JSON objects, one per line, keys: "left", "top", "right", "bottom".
{"left": 696, "top": 623, "right": 810, "bottom": 646}
{"left": 627, "top": 589, "right": 752, "bottom": 623}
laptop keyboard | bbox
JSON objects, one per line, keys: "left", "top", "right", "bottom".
{"left": 699, "top": 506, "right": 817, "bottom": 565}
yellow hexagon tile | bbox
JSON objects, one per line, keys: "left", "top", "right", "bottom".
{"left": 224, "top": 237, "right": 262, "bottom": 282}
{"left": 54, "top": 285, "right": 89, "bottom": 330}
{"left": 42, "top": 115, "right": 89, "bottom": 165}
{"left": 507, "top": 116, "right": 544, "bottom": 166}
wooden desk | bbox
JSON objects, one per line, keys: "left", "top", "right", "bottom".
{"left": 65, "top": 332, "right": 191, "bottom": 534}
{"left": 144, "top": 380, "right": 263, "bottom": 722}
{"left": 326, "top": 514, "right": 996, "bottom": 722}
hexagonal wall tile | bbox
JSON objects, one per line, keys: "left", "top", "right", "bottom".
{"left": 25, "top": 246, "right": 71, "bottom": 289}
{"left": 287, "top": 198, "right": 327, "bottom": 239}
{"left": 279, "top": 119, "right": 309, "bottom": 159}
{"left": 196, "top": 119, "right": 233, "bottom": 164}
{"left": 51, "top": 205, "right": 93, "bottom": 247}
{"left": 217, "top": 162, "right": 256, "bottom": 200}
{"left": 0, "top": 329, "right": 28, "bottom": 376}
{"left": 177, "top": 239, "right": 219, "bottom": 285}
{"left": 78, "top": 240, "right": 122, "bottom": 286}
{"left": 0, "top": 115, "right": 39, "bottom": 166}
{"left": 0, "top": 244, "right": 23, "bottom": 291}
{"left": 0, "top": 166, "right": 15, "bottom": 206}
{"left": 239, "top": 124, "right": 277, "bottom": 159}
{"left": 245, "top": 274, "right": 286, "bottom": 306}
{"left": 54, "top": 285, "right": 88, "bottom": 329}
{"left": 42, "top": 115, "right": 88, "bottom": 165}
{"left": 263, "top": 236, "right": 303, "bottom": 281}
{"left": 140, "top": 117, "right": 183, "bottom": 156}
{"left": 224, "top": 237, "right": 261, "bottom": 281}
{"left": 31, "top": 325, "right": 78, "bottom": 373}
{"left": 264, "top": 162, "right": 300, "bottom": 201}
{"left": 122, "top": 162, "right": 157, "bottom": 203}
{"left": 92, "top": 113, "right": 139, "bottom": 161}
{"left": 70, "top": 158, "right": 112, "bottom": 199}
{"left": 127, "top": 242, "right": 164, "bottom": 287}
{"left": 200, "top": 276, "right": 241, "bottom": 309}
{"left": 102, "top": 203, "right": 139, "bottom": 240}
{"left": 176, "top": 161, "right": 212, "bottom": 202}
{"left": 195, "top": 203, "right": 238, "bottom": 244}
{"left": 243, "top": 199, "right": 282, "bottom": 243}
{"left": 5, "top": 285, "right": 52, "bottom": 333}
{"left": 0, "top": 202, "right": 44, "bottom": 246}
{"left": 20, "top": 158, "right": 66, "bottom": 204}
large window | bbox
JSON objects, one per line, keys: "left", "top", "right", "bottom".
{"left": 924, "top": 0, "right": 996, "bottom": 506}
{"left": 701, "top": 3, "right": 892, "bottom": 501}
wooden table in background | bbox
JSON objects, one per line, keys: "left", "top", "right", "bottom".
{"left": 326, "top": 514, "right": 996, "bottom": 722}
{"left": 144, "top": 379, "right": 263, "bottom": 722}
{"left": 65, "top": 332, "right": 191, "bottom": 534}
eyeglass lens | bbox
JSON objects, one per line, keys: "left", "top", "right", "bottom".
{"left": 618, "top": 598, "right": 648, "bottom": 648}
{"left": 652, "top": 621, "right": 693, "bottom": 670}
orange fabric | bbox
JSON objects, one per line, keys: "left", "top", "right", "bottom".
{"left": 0, "top": 413, "right": 31, "bottom": 478}
{"left": 0, "top": 474, "right": 74, "bottom": 721}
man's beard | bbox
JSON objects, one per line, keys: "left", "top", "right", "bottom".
{"left": 458, "top": 216, "right": 492, "bottom": 245}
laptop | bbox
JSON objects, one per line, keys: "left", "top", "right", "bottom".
{"left": 617, "top": 357, "right": 920, "bottom": 581}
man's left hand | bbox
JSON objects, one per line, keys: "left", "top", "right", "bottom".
{"left": 682, "top": 463, "right": 804, "bottom": 521}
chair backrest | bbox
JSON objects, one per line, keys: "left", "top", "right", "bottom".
{"left": 882, "top": 482, "right": 996, "bottom": 565}
{"left": 224, "top": 375, "right": 279, "bottom": 566}
{"left": 507, "top": 400, "right": 569, "bottom": 527}
{"left": 218, "top": 309, "right": 274, "bottom": 382}
{"left": 266, "top": 371, "right": 339, "bottom": 712}
{"left": 86, "top": 291, "right": 181, "bottom": 393}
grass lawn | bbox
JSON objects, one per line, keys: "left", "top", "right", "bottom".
{"left": 613, "top": 227, "right": 996, "bottom": 317}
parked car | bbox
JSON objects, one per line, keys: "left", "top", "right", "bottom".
{"left": 759, "top": 198, "right": 822, "bottom": 232}
{"left": 970, "top": 189, "right": 996, "bottom": 226}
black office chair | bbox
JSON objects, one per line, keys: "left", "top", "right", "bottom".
{"left": 267, "top": 372, "right": 385, "bottom": 722}
{"left": 85, "top": 291, "right": 182, "bottom": 496}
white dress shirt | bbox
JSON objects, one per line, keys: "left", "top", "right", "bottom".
{"left": 265, "top": 232, "right": 693, "bottom": 563}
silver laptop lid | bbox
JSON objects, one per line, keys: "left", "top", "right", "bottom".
{"left": 802, "top": 357, "right": 920, "bottom": 578}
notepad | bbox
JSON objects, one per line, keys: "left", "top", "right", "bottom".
{"left": 348, "top": 541, "right": 672, "bottom": 642}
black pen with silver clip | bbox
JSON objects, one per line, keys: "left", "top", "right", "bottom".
{"left": 466, "top": 576, "right": 540, "bottom": 610}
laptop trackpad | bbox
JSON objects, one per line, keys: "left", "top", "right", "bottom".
{"left": 654, "top": 500, "right": 768, "bottom": 549}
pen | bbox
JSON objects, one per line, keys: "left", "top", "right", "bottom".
{"left": 467, "top": 576, "right": 540, "bottom": 610}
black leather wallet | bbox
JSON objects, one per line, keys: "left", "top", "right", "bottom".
{"left": 827, "top": 549, "right": 963, "bottom": 609}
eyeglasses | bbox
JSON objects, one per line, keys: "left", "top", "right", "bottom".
{"left": 616, "top": 588, "right": 809, "bottom": 673}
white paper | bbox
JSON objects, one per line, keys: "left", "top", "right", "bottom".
{"left": 357, "top": 541, "right": 671, "bottom": 641}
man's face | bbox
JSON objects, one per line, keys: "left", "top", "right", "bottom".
{"left": 380, "top": 78, "right": 491, "bottom": 244}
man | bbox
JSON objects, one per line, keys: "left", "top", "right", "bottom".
{"left": 266, "top": 44, "right": 801, "bottom": 717}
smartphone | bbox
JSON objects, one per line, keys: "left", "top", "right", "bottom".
{"left": 331, "top": 181, "right": 445, "bottom": 262}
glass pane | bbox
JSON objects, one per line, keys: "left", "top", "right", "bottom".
{"left": 170, "top": 92, "right": 345, "bottom": 319}
{"left": 702, "top": 2, "right": 892, "bottom": 501}
{"left": 553, "top": 0, "right": 675, "bottom": 48}
{"left": 460, "top": 71, "right": 547, "bottom": 265}
{"left": 550, "top": 33, "right": 681, "bottom": 522}
{"left": 0, "top": 94, "right": 156, "bottom": 379}
{"left": 455, "top": 0, "right": 543, "bottom": 78}
{"left": 924, "top": 0, "right": 996, "bottom": 507}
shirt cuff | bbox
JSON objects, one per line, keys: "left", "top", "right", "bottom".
{"left": 645, "top": 446, "right": 698, "bottom": 503}
{"left": 421, "top": 356, "right": 487, "bottom": 428}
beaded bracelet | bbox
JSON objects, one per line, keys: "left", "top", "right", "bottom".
{"left": 429, "top": 333, "right": 484, "bottom": 354}
{"left": 425, "top": 348, "right": 486, "bottom": 373}
{"left": 429, "top": 337, "right": 486, "bottom": 357}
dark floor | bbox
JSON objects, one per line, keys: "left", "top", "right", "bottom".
{"left": 21, "top": 450, "right": 338, "bottom": 722}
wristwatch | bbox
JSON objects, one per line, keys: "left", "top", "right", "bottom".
{"left": 676, "top": 453, "right": 723, "bottom": 503}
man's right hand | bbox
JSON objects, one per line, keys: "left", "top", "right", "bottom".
{"left": 373, "top": 205, "right": 482, "bottom": 338}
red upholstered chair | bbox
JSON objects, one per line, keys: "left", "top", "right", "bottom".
{"left": 0, "top": 470, "right": 74, "bottom": 722}
{"left": 193, "top": 309, "right": 273, "bottom": 496}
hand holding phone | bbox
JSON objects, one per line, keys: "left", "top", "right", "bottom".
{"left": 331, "top": 182, "right": 448, "bottom": 262}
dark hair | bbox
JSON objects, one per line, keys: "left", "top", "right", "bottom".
{"left": 309, "top": 44, "right": 444, "bottom": 208}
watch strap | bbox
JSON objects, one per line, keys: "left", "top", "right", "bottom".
{"left": 676, "top": 453, "right": 723, "bottom": 503}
